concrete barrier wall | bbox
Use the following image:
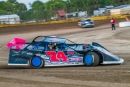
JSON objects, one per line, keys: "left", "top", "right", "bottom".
{"left": 119, "top": 22, "right": 130, "bottom": 27}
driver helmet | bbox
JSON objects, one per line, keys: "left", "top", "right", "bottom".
{"left": 48, "top": 43, "right": 56, "bottom": 49}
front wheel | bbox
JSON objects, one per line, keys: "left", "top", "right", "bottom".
{"left": 29, "top": 56, "right": 44, "bottom": 69}
{"left": 84, "top": 52, "right": 100, "bottom": 66}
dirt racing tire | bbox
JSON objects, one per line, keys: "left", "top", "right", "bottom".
{"left": 84, "top": 52, "right": 100, "bottom": 66}
{"left": 29, "top": 56, "right": 44, "bottom": 69}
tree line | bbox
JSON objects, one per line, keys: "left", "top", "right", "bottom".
{"left": 0, "top": 0, "right": 130, "bottom": 21}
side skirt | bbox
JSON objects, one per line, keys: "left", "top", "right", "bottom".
{"left": 8, "top": 64, "right": 29, "bottom": 66}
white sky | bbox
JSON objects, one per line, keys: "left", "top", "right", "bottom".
{"left": 0, "top": 0, "right": 49, "bottom": 9}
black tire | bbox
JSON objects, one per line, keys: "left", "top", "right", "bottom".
{"left": 84, "top": 52, "right": 100, "bottom": 66}
{"left": 29, "top": 56, "right": 44, "bottom": 69}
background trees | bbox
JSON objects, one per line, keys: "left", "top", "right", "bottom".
{"left": 0, "top": 0, "right": 130, "bottom": 21}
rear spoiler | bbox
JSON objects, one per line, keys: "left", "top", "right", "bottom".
{"left": 7, "top": 38, "right": 26, "bottom": 50}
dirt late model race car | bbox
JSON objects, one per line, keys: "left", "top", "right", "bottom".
{"left": 7, "top": 36, "right": 124, "bottom": 69}
{"left": 78, "top": 18, "right": 95, "bottom": 28}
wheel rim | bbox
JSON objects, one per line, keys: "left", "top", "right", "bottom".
{"left": 31, "top": 57, "right": 42, "bottom": 67}
{"left": 85, "top": 54, "right": 93, "bottom": 65}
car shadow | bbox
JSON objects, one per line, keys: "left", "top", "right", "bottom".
{"left": 0, "top": 64, "right": 122, "bottom": 69}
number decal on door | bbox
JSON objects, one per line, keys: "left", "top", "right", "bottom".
{"left": 46, "top": 51, "right": 69, "bottom": 62}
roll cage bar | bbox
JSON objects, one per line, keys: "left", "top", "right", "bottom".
{"left": 24, "top": 36, "right": 80, "bottom": 52}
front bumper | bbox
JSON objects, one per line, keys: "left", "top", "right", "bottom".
{"left": 79, "top": 24, "right": 95, "bottom": 28}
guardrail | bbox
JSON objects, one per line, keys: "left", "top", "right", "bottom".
{"left": 0, "top": 14, "right": 128, "bottom": 28}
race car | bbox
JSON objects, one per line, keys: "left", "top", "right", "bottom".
{"left": 7, "top": 36, "right": 124, "bottom": 69}
{"left": 78, "top": 18, "right": 95, "bottom": 28}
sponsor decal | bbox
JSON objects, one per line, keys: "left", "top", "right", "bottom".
{"left": 35, "top": 54, "right": 42, "bottom": 56}
{"left": 45, "top": 60, "right": 51, "bottom": 62}
{"left": 45, "top": 62, "right": 51, "bottom": 65}
{"left": 60, "top": 62, "right": 64, "bottom": 64}
{"left": 67, "top": 51, "right": 75, "bottom": 55}
{"left": 75, "top": 62, "right": 79, "bottom": 64}
{"left": 14, "top": 57, "right": 25, "bottom": 62}
{"left": 27, "top": 52, "right": 33, "bottom": 55}
{"left": 12, "top": 50, "right": 20, "bottom": 54}
{"left": 70, "top": 58, "right": 82, "bottom": 61}
{"left": 41, "top": 55, "right": 49, "bottom": 59}
{"left": 51, "top": 38, "right": 57, "bottom": 41}
{"left": 12, "top": 54, "right": 19, "bottom": 57}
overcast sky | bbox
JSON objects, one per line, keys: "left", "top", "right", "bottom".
{"left": 0, "top": 0, "right": 49, "bottom": 9}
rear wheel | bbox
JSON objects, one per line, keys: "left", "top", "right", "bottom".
{"left": 84, "top": 52, "right": 100, "bottom": 66}
{"left": 29, "top": 56, "right": 44, "bottom": 69}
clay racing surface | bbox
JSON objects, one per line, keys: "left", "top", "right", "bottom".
{"left": 0, "top": 20, "right": 130, "bottom": 87}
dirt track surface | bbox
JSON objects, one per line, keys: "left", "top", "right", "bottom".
{"left": 0, "top": 18, "right": 126, "bottom": 35}
{"left": 0, "top": 20, "right": 130, "bottom": 87}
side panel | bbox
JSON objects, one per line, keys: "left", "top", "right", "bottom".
{"left": 43, "top": 51, "right": 84, "bottom": 66}
{"left": 8, "top": 50, "right": 32, "bottom": 65}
